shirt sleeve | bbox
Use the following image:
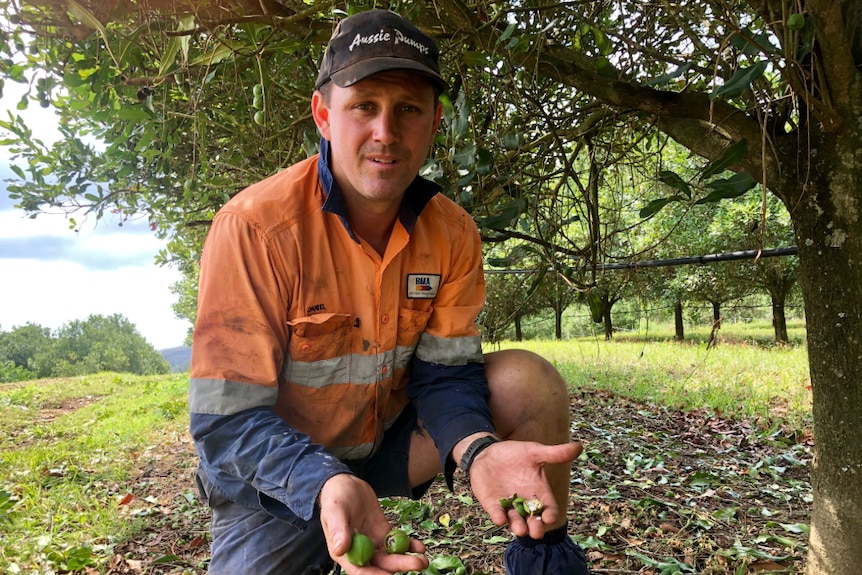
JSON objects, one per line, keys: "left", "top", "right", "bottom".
{"left": 189, "top": 209, "right": 351, "bottom": 523}
{"left": 406, "top": 209, "right": 497, "bottom": 478}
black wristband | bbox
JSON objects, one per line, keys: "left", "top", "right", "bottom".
{"left": 459, "top": 435, "right": 501, "bottom": 480}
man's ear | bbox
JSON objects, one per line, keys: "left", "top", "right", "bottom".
{"left": 311, "top": 91, "right": 331, "bottom": 140}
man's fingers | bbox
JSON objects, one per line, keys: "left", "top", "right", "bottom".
{"left": 320, "top": 508, "right": 351, "bottom": 557}
{"left": 537, "top": 441, "right": 583, "bottom": 464}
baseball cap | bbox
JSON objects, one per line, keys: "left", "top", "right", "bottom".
{"left": 315, "top": 10, "right": 447, "bottom": 91}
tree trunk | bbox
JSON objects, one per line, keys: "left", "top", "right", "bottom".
{"left": 772, "top": 300, "right": 788, "bottom": 344}
{"left": 674, "top": 300, "right": 684, "bottom": 341}
{"left": 602, "top": 298, "right": 613, "bottom": 340}
{"left": 554, "top": 305, "right": 563, "bottom": 340}
{"left": 793, "top": 165, "right": 862, "bottom": 574}
{"left": 514, "top": 314, "right": 523, "bottom": 342}
{"left": 711, "top": 301, "right": 721, "bottom": 328}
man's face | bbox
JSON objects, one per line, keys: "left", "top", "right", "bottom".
{"left": 312, "top": 71, "right": 442, "bottom": 210}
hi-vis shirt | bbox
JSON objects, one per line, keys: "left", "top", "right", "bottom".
{"left": 189, "top": 140, "right": 495, "bottom": 525}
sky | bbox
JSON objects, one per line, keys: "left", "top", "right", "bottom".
{"left": 0, "top": 85, "right": 191, "bottom": 351}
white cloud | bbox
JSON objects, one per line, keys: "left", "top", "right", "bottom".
{"left": 0, "top": 209, "right": 190, "bottom": 350}
{"left": 0, "top": 257, "right": 188, "bottom": 349}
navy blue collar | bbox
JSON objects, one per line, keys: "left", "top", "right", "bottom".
{"left": 318, "top": 139, "right": 440, "bottom": 241}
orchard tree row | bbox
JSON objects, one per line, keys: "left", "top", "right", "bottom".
{"left": 0, "top": 313, "right": 170, "bottom": 382}
{"left": 481, "top": 180, "right": 799, "bottom": 342}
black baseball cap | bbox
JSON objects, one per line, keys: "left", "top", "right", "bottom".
{"left": 315, "top": 10, "right": 447, "bottom": 92}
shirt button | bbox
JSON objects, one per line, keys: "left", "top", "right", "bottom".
{"left": 381, "top": 315, "right": 389, "bottom": 324}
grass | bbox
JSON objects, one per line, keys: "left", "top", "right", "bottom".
{"left": 0, "top": 373, "right": 195, "bottom": 575}
{"left": 485, "top": 319, "right": 811, "bottom": 433}
{"left": 0, "top": 320, "right": 812, "bottom": 574}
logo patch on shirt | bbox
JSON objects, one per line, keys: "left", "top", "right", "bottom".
{"left": 406, "top": 274, "right": 440, "bottom": 299}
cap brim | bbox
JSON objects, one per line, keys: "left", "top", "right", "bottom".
{"left": 329, "top": 57, "right": 448, "bottom": 91}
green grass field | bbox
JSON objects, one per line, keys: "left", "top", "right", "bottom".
{"left": 0, "top": 320, "right": 812, "bottom": 574}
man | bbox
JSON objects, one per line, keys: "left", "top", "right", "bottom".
{"left": 189, "top": 9, "right": 589, "bottom": 575}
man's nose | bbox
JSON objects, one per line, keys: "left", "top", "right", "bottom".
{"left": 372, "top": 109, "right": 400, "bottom": 144}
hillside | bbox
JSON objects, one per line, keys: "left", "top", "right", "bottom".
{"left": 160, "top": 346, "right": 191, "bottom": 372}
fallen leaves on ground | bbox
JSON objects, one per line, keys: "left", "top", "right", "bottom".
{"left": 107, "top": 388, "right": 811, "bottom": 574}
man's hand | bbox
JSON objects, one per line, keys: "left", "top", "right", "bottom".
{"left": 466, "top": 440, "right": 583, "bottom": 539}
{"left": 319, "top": 474, "right": 429, "bottom": 574}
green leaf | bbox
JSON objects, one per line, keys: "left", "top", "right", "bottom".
{"left": 639, "top": 196, "right": 684, "bottom": 219}
{"left": 587, "top": 290, "right": 604, "bottom": 323}
{"left": 501, "top": 131, "right": 522, "bottom": 150}
{"left": 485, "top": 257, "right": 511, "bottom": 268}
{"left": 478, "top": 200, "right": 524, "bottom": 229}
{"left": 730, "top": 28, "right": 779, "bottom": 56}
{"left": 67, "top": 0, "right": 109, "bottom": 39}
{"left": 645, "top": 63, "right": 692, "bottom": 86}
{"left": 591, "top": 26, "right": 614, "bottom": 55}
{"left": 429, "top": 555, "right": 466, "bottom": 572}
{"left": 67, "top": 0, "right": 119, "bottom": 66}
{"left": 696, "top": 172, "right": 757, "bottom": 203}
{"left": 475, "top": 147, "right": 494, "bottom": 175}
{"left": 9, "top": 164, "right": 25, "bottom": 179}
{"left": 116, "top": 106, "right": 152, "bottom": 122}
{"left": 499, "top": 23, "right": 517, "bottom": 43}
{"left": 780, "top": 522, "right": 810, "bottom": 534}
{"left": 451, "top": 141, "right": 476, "bottom": 168}
{"left": 710, "top": 60, "right": 769, "bottom": 100}
{"left": 158, "top": 16, "right": 196, "bottom": 78}
{"left": 689, "top": 471, "right": 719, "bottom": 487}
{"left": 657, "top": 170, "right": 692, "bottom": 198}
{"left": 700, "top": 140, "right": 747, "bottom": 180}
{"left": 463, "top": 51, "right": 488, "bottom": 67}
{"left": 712, "top": 506, "right": 739, "bottom": 520}
{"left": 189, "top": 43, "right": 236, "bottom": 67}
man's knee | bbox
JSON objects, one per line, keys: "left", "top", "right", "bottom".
{"left": 483, "top": 349, "right": 571, "bottom": 440}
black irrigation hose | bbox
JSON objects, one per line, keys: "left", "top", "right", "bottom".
{"left": 485, "top": 246, "right": 798, "bottom": 274}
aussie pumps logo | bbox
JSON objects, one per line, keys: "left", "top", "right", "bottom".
{"left": 349, "top": 28, "right": 431, "bottom": 55}
{"left": 406, "top": 274, "right": 440, "bottom": 299}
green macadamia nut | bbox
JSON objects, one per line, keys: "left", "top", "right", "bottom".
{"left": 384, "top": 528, "right": 410, "bottom": 554}
{"left": 345, "top": 531, "right": 374, "bottom": 566}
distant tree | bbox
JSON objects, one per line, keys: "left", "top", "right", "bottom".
{"left": 719, "top": 196, "right": 799, "bottom": 344}
{"left": 532, "top": 271, "right": 577, "bottom": 340}
{"left": 0, "top": 360, "right": 35, "bottom": 383}
{"left": 168, "top": 258, "right": 200, "bottom": 346}
{"left": 28, "top": 314, "right": 169, "bottom": 377}
{"left": 480, "top": 270, "right": 541, "bottom": 343}
{"left": 0, "top": 323, "right": 52, "bottom": 369}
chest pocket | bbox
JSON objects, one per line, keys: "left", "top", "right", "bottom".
{"left": 287, "top": 313, "right": 357, "bottom": 362}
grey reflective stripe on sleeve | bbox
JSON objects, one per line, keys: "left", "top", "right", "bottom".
{"left": 189, "top": 377, "right": 278, "bottom": 415}
{"left": 414, "top": 332, "right": 484, "bottom": 366}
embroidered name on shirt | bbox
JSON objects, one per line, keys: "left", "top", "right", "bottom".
{"left": 306, "top": 303, "right": 327, "bottom": 314}
{"left": 348, "top": 29, "right": 430, "bottom": 55}
{"left": 406, "top": 274, "right": 440, "bottom": 299}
